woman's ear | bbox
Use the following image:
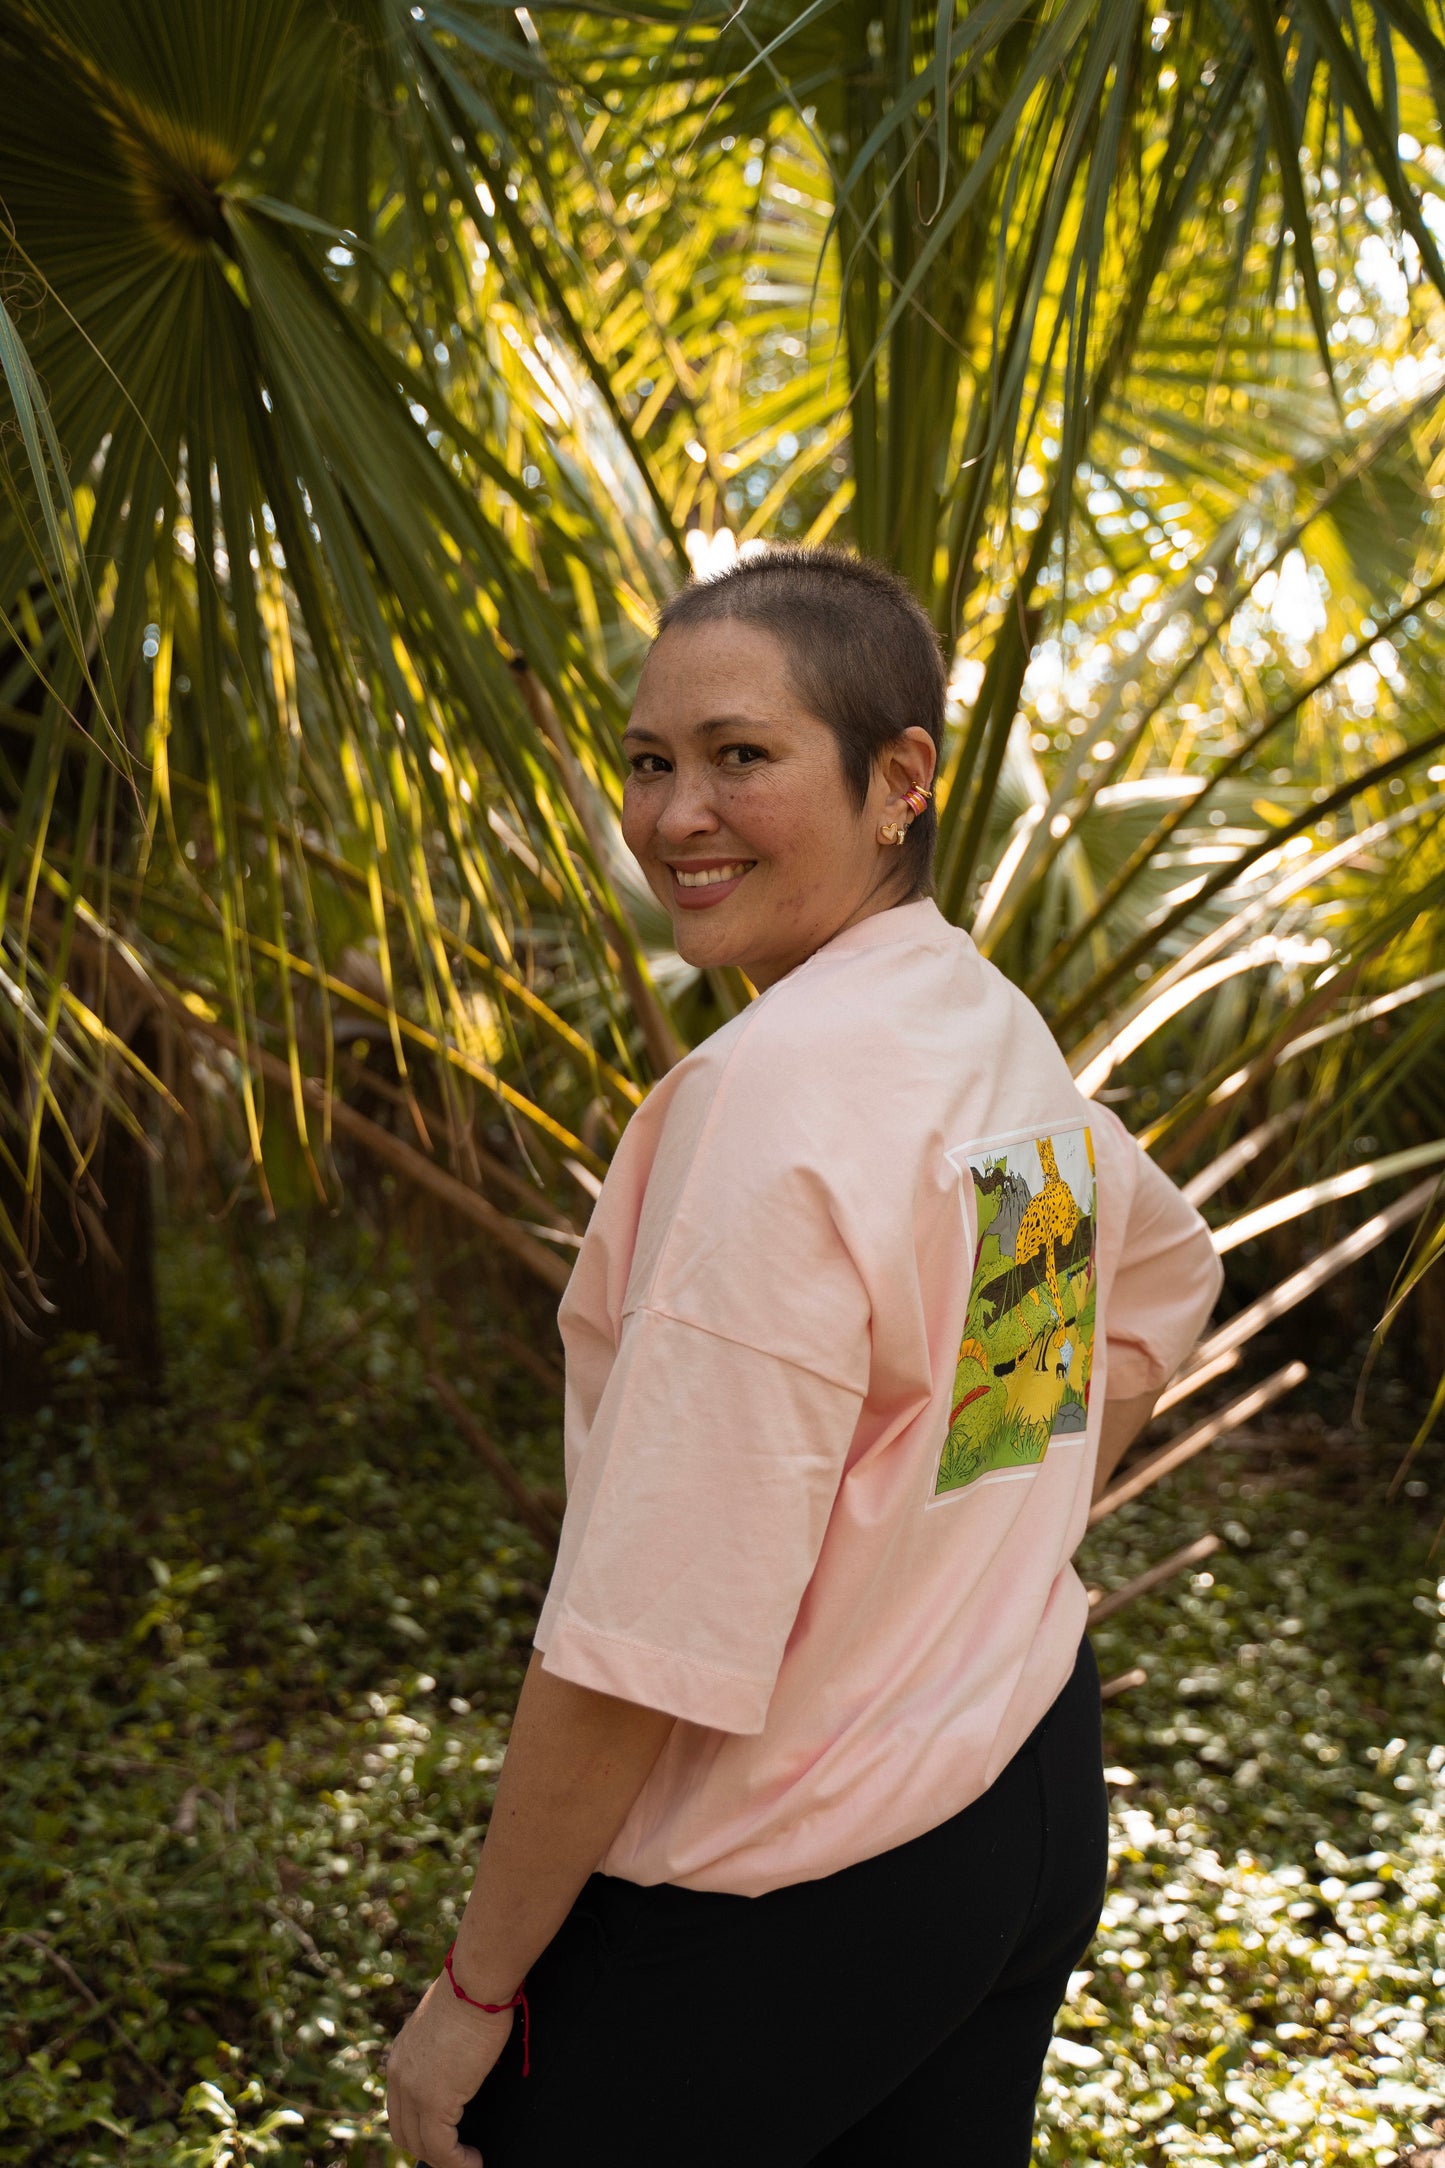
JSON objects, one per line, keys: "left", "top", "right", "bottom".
{"left": 879, "top": 725, "right": 938, "bottom": 801}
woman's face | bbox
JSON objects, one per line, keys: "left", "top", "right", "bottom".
{"left": 621, "top": 621, "right": 935, "bottom": 992}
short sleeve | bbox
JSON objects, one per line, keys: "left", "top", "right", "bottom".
{"left": 536, "top": 1017, "right": 873, "bottom": 1734}
{"left": 536, "top": 1309, "right": 864, "bottom": 1731}
{"left": 1099, "top": 1109, "right": 1224, "bottom": 1399}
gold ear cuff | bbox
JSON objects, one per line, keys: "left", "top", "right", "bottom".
{"left": 880, "top": 783, "right": 932, "bottom": 846}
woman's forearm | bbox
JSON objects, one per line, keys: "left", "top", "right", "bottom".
{"left": 447, "top": 1650, "right": 675, "bottom": 2002}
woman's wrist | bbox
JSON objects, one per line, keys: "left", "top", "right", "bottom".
{"left": 444, "top": 1931, "right": 525, "bottom": 2010}
{"left": 441, "top": 1945, "right": 532, "bottom": 2073}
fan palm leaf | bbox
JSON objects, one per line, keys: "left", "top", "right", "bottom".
{"left": 5, "top": 0, "right": 1445, "bottom": 1409}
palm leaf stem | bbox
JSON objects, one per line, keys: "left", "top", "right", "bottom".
{"left": 0, "top": 704, "right": 644, "bottom": 1105}
{"left": 404, "top": 49, "right": 689, "bottom": 566}
{"left": 1048, "top": 609, "right": 1445, "bottom": 1040}
{"left": 1139, "top": 894, "right": 1443, "bottom": 1201}
{"left": 1244, "top": 0, "right": 1341, "bottom": 407}
{"left": 181, "top": 779, "right": 644, "bottom": 1106}
{"left": 57, "top": 909, "right": 574, "bottom": 1298}
{"left": 198, "top": 999, "right": 574, "bottom": 1297}
{"left": 1297, "top": 0, "right": 1445, "bottom": 301}
{"left": 0, "top": 921, "right": 163, "bottom": 1143}
{"left": 9, "top": 852, "right": 606, "bottom": 1177}
{"left": 1090, "top": 1363, "right": 1309, "bottom": 1526}
{"left": 326, "top": 1048, "right": 581, "bottom": 1234}
{"left": 1181, "top": 1101, "right": 1311, "bottom": 1209}
{"left": 936, "top": 50, "right": 1242, "bottom": 908}
{"left": 1372, "top": 0, "right": 1445, "bottom": 105}
{"left": 1091, "top": 783, "right": 1445, "bottom": 1171}
{"left": 936, "top": 508, "right": 1056, "bottom": 908}
{"left": 1016, "top": 401, "right": 1445, "bottom": 984}
{"left": 1215, "top": 1138, "right": 1445, "bottom": 1252}
{"left": 511, "top": 11, "right": 734, "bottom": 511}
{"left": 1098, "top": 788, "right": 1445, "bottom": 1104}
{"left": 1195, "top": 1173, "right": 1444, "bottom": 1366}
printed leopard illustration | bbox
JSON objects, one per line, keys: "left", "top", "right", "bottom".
{"left": 1012, "top": 1137, "right": 1081, "bottom": 1318}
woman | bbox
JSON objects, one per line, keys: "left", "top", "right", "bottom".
{"left": 386, "top": 547, "right": 1224, "bottom": 2166}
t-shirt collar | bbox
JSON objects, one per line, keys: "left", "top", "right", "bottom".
{"left": 806, "top": 896, "right": 955, "bottom": 965}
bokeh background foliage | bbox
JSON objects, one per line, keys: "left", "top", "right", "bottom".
{"left": 4, "top": 0, "right": 1445, "bottom": 2159}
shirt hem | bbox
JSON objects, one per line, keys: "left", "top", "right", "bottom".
{"left": 539, "top": 1610, "right": 772, "bottom": 1736}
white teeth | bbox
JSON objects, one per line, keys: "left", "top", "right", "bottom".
{"left": 674, "top": 863, "right": 751, "bottom": 888}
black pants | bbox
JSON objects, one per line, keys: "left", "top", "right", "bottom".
{"left": 457, "top": 1633, "right": 1108, "bottom": 2166}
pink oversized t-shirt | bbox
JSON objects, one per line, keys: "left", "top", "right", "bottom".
{"left": 534, "top": 899, "right": 1223, "bottom": 1895}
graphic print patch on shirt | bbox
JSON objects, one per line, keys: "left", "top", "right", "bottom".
{"left": 933, "top": 1125, "right": 1097, "bottom": 1500}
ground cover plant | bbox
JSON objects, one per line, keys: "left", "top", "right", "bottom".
{"left": 1064, "top": 1406, "right": 1445, "bottom": 2166}
{"left": 1, "top": 1216, "right": 1442, "bottom": 2166}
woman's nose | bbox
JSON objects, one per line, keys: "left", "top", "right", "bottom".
{"left": 653, "top": 773, "right": 721, "bottom": 842}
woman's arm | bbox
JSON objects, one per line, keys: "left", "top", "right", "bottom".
{"left": 1091, "top": 1388, "right": 1159, "bottom": 1505}
{"left": 386, "top": 1651, "right": 674, "bottom": 2167}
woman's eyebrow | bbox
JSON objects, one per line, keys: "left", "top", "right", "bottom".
{"left": 621, "top": 715, "right": 772, "bottom": 744}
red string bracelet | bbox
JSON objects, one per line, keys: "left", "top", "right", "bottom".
{"left": 444, "top": 1944, "right": 531, "bottom": 2077}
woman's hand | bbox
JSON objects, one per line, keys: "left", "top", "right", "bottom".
{"left": 385, "top": 1973, "right": 512, "bottom": 2167}
{"left": 385, "top": 1657, "right": 674, "bottom": 2164}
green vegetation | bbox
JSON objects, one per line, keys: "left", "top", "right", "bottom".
{"left": 2, "top": 2, "right": 1445, "bottom": 1390}
{"left": 1068, "top": 1430, "right": 1445, "bottom": 2165}
{"left": 2, "top": 1227, "right": 554, "bottom": 2167}
{"left": 2, "top": 1228, "right": 1441, "bottom": 2165}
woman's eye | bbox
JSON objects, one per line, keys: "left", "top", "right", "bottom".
{"left": 627, "top": 753, "right": 670, "bottom": 775}
{"left": 722, "top": 744, "right": 767, "bottom": 767}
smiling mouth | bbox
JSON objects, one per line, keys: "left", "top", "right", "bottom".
{"left": 665, "top": 859, "right": 756, "bottom": 910}
{"left": 671, "top": 861, "right": 754, "bottom": 889}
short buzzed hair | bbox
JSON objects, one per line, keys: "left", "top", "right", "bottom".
{"left": 655, "top": 546, "right": 946, "bottom": 899}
